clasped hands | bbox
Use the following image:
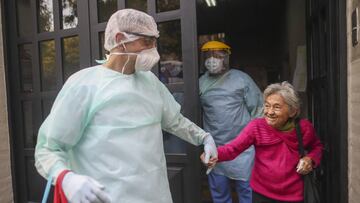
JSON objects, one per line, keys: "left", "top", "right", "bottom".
{"left": 201, "top": 134, "right": 218, "bottom": 172}
{"left": 200, "top": 151, "right": 218, "bottom": 170}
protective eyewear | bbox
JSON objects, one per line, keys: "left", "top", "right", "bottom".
{"left": 127, "top": 32, "right": 157, "bottom": 46}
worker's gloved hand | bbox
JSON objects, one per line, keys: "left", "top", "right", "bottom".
{"left": 62, "top": 172, "right": 111, "bottom": 203}
{"left": 203, "top": 133, "right": 218, "bottom": 164}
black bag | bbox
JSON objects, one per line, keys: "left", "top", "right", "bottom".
{"left": 295, "top": 119, "right": 321, "bottom": 203}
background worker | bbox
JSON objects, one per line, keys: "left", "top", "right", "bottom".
{"left": 199, "top": 40, "right": 263, "bottom": 203}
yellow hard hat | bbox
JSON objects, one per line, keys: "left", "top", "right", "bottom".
{"left": 201, "top": 41, "right": 231, "bottom": 53}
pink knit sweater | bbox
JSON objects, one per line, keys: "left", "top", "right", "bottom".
{"left": 217, "top": 118, "right": 323, "bottom": 202}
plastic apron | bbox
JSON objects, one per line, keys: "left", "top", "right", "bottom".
{"left": 199, "top": 69, "right": 263, "bottom": 180}
{"left": 35, "top": 65, "right": 207, "bottom": 203}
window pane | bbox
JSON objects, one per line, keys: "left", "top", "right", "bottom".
{"left": 22, "top": 101, "right": 34, "bottom": 148}
{"left": 62, "top": 36, "right": 80, "bottom": 81}
{"left": 38, "top": 0, "right": 54, "bottom": 32}
{"left": 126, "top": 0, "right": 147, "bottom": 12}
{"left": 40, "top": 40, "right": 57, "bottom": 91}
{"left": 99, "top": 32, "right": 107, "bottom": 59}
{"left": 17, "top": 0, "right": 33, "bottom": 37}
{"left": 158, "top": 20, "right": 183, "bottom": 84}
{"left": 19, "top": 44, "right": 33, "bottom": 92}
{"left": 156, "top": 0, "right": 179, "bottom": 13}
{"left": 61, "top": 0, "right": 78, "bottom": 29}
{"left": 98, "top": 0, "right": 117, "bottom": 23}
{"left": 163, "top": 92, "right": 187, "bottom": 153}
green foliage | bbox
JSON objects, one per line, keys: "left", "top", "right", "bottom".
{"left": 63, "top": 36, "right": 80, "bottom": 80}
{"left": 38, "top": 0, "right": 54, "bottom": 32}
{"left": 62, "top": 0, "right": 78, "bottom": 29}
{"left": 40, "top": 40, "right": 56, "bottom": 90}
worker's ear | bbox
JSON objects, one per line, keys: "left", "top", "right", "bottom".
{"left": 115, "top": 33, "right": 126, "bottom": 44}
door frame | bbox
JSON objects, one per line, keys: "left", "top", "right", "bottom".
{"left": 338, "top": 0, "right": 348, "bottom": 202}
{"left": 306, "top": 0, "right": 347, "bottom": 202}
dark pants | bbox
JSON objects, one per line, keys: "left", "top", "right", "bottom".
{"left": 252, "top": 191, "right": 303, "bottom": 203}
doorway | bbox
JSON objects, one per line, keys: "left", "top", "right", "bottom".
{"left": 196, "top": 0, "right": 347, "bottom": 202}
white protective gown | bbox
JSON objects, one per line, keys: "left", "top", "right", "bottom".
{"left": 35, "top": 65, "right": 207, "bottom": 203}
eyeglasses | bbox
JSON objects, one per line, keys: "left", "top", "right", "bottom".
{"left": 127, "top": 32, "right": 157, "bottom": 47}
{"left": 142, "top": 36, "right": 157, "bottom": 46}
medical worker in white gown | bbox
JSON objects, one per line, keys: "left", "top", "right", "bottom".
{"left": 34, "top": 8, "right": 217, "bottom": 203}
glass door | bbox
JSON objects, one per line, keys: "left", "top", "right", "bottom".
{"left": 6, "top": 0, "right": 202, "bottom": 202}
{"left": 6, "top": 0, "right": 91, "bottom": 201}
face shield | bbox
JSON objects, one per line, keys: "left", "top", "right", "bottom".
{"left": 201, "top": 50, "right": 230, "bottom": 75}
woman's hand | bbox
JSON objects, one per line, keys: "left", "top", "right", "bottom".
{"left": 296, "top": 156, "right": 314, "bottom": 175}
{"left": 200, "top": 152, "right": 218, "bottom": 169}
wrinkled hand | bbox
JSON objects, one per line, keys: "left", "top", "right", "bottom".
{"left": 62, "top": 172, "right": 111, "bottom": 203}
{"left": 296, "top": 156, "right": 314, "bottom": 175}
{"left": 203, "top": 134, "right": 218, "bottom": 164}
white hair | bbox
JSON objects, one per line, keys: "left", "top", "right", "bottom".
{"left": 264, "top": 81, "right": 301, "bottom": 117}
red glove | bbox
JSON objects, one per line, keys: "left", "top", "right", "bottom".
{"left": 54, "top": 170, "right": 71, "bottom": 203}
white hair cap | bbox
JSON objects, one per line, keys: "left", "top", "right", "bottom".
{"left": 104, "top": 9, "right": 160, "bottom": 51}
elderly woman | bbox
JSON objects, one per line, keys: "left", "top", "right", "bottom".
{"left": 201, "top": 81, "right": 323, "bottom": 203}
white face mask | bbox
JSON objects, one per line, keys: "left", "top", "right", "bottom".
{"left": 107, "top": 46, "right": 160, "bottom": 74}
{"left": 205, "top": 57, "right": 224, "bottom": 74}
{"left": 134, "top": 47, "right": 160, "bottom": 72}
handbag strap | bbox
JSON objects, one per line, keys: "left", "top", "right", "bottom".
{"left": 295, "top": 118, "right": 305, "bottom": 157}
